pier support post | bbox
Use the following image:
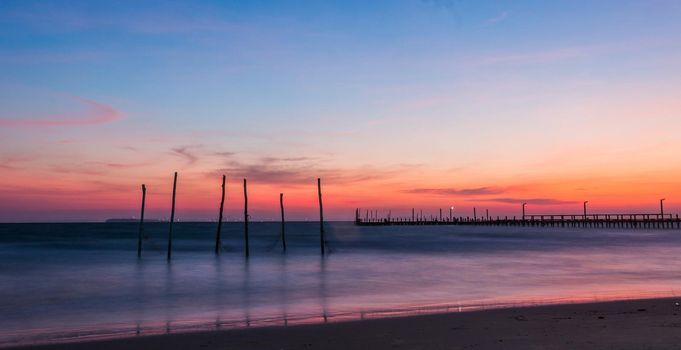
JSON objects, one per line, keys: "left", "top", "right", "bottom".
{"left": 318, "top": 178, "right": 325, "bottom": 255}
{"left": 244, "top": 178, "right": 249, "bottom": 258}
{"left": 137, "top": 184, "right": 146, "bottom": 258}
{"left": 280, "top": 193, "right": 286, "bottom": 251}
{"left": 167, "top": 172, "right": 177, "bottom": 261}
{"left": 215, "top": 175, "right": 225, "bottom": 255}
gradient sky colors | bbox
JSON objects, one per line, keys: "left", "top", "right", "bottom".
{"left": 2, "top": 0, "right": 681, "bottom": 222}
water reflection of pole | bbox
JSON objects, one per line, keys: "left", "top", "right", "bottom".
{"left": 319, "top": 256, "right": 328, "bottom": 323}
{"left": 278, "top": 253, "right": 289, "bottom": 327}
{"left": 214, "top": 255, "right": 224, "bottom": 330}
{"left": 242, "top": 259, "right": 251, "bottom": 326}
{"left": 134, "top": 258, "right": 147, "bottom": 335}
{"left": 163, "top": 262, "right": 174, "bottom": 333}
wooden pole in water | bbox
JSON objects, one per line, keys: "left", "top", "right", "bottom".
{"left": 280, "top": 193, "right": 286, "bottom": 251}
{"left": 137, "top": 184, "right": 146, "bottom": 258}
{"left": 243, "top": 178, "right": 249, "bottom": 258}
{"left": 167, "top": 172, "right": 177, "bottom": 261}
{"left": 215, "top": 175, "right": 226, "bottom": 255}
{"left": 318, "top": 178, "right": 325, "bottom": 255}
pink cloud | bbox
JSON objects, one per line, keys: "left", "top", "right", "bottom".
{"left": 0, "top": 95, "right": 123, "bottom": 127}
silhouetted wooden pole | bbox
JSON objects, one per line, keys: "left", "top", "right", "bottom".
{"left": 280, "top": 193, "right": 286, "bottom": 251}
{"left": 243, "top": 178, "right": 249, "bottom": 258}
{"left": 215, "top": 175, "right": 226, "bottom": 255}
{"left": 318, "top": 178, "right": 325, "bottom": 255}
{"left": 137, "top": 184, "right": 146, "bottom": 258}
{"left": 168, "top": 172, "right": 177, "bottom": 261}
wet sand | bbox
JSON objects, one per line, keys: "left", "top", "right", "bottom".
{"left": 12, "top": 297, "right": 681, "bottom": 350}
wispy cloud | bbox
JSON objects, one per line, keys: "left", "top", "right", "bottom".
{"left": 477, "top": 197, "right": 577, "bottom": 205}
{"left": 482, "top": 11, "right": 509, "bottom": 26}
{"left": 171, "top": 146, "right": 200, "bottom": 165}
{"left": 474, "top": 39, "right": 668, "bottom": 66}
{"left": 0, "top": 95, "right": 122, "bottom": 127}
{"left": 0, "top": 154, "right": 38, "bottom": 170}
{"left": 50, "top": 165, "right": 106, "bottom": 176}
{"left": 209, "top": 159, "right": 415, "bottom": 185}
{"left": 261, "top": 156, "right": 317, "bottom": 163}
{"left": 106, "top": 162, "right": 149, "bottom": 169}
{"left": 214, "top": 151, "right": 236, "bottom": 157}
{"left": 3, "top": 4, "right": 252, "bottom": 35}
{"left": 478, "top": 47, "right": 588, "bottom": 65}
{"left": 404, "top": 187, "right": 507, "bottom": 196}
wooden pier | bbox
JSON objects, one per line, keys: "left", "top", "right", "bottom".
{"left": 355, "top": 210, "right": 681, "bottom": 229}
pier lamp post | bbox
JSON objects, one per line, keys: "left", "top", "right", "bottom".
{"left": 449, "top": 206, "right": 453, "bottom": 221}
{"left": 660, "top": 198, "right": 666, "bottom": 218}
{"left": 583, "top": 201, "right": 589, "bottom": 219}
{"left": 522, "top": 203, "right": 527, "bottom": 220}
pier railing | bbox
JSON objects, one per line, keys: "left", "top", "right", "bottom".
{"left": 354, "top": 211, "right": 681, "bottom": 229}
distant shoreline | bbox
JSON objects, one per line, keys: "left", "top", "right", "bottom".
{"left": 10, "top": 297, "right": 681, "bottom": 350}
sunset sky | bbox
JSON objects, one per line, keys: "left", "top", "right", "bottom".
{"left": 2, "top": 0, "right": 681, "bottom": 222}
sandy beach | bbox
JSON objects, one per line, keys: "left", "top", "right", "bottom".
{"left": 11, "top": 297, "right": 681, "bottom": 350}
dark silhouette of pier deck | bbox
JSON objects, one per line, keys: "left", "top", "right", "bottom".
{"left": 355, "top": 209, "right": 681, "bottom": 229}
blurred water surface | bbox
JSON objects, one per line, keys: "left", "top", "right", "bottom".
{"left": 2, "top": 222, "right": 681, "bottom": 347}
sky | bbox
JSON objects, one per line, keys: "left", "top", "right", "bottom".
{"left": 1, "top": 0, "right": 681, "bottom": 222}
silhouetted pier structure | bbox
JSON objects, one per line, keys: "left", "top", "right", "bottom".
{"left": 355, "top": 209, "right": 681, "bottom": 229}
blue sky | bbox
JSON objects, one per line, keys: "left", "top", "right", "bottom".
{"left": 2, "top": 0, "right": 681, "bottom": 221}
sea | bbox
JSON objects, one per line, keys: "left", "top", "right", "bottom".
{"left": 2, "top": 222, "right": 681, "bottom": 347}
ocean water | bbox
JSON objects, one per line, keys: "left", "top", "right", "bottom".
{"left": 2, "top": 222, "right": 681, "bottom": 347}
